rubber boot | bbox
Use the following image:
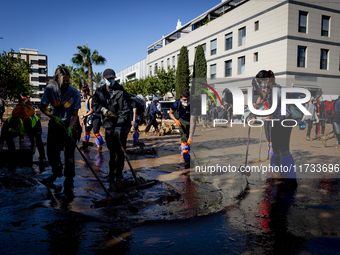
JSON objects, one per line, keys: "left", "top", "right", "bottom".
{"left": 280, "top": 151, "right": 296, "bottom": 180}
{"left": 84, "top": 132, "right": 90, "bottom": 143}
{"left": 267, "top": 142, "right": 273, "bottom": 160}
{"left": 95, "top": 133, "right": 104, "bottom": 151}
{"left": 180, "top": 142, "right": 190, "bottom": 164}
{"left": 269, "top": 153, "right": 282, "bottom": 178}
{"left": 81, "top": 132, "right": 90, "bottom": 149}
{"left": 280, "top": 151, "right": 298, "bottom": 190}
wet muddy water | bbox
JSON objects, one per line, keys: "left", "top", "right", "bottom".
{"left": 0, "top": 117, "right": 340, "bottom": 254}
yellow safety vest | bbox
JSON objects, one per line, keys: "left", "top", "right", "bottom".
{"left": 7, "top": 114, "right": 38, "bottom": 136}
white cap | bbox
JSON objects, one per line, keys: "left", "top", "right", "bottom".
{"left": 153, "top": 97, "right": 159, "bottom": 101}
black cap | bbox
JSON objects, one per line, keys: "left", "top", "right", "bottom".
{"left": 103, "top": 69, "right": 116, "bottom": 79}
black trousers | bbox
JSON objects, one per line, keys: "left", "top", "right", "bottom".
{"left": 264, "top": 120, "right": 272, "bottom": 142}
{"left": 271, "top": 120, "right": 293, "bottom": 154}
{"left": 105, "top": 126, "right": 129, "bottom": 178}
{"left": 47, "top": 120, "right": 76, "bottom": 178}
{"left": 5, "top": 120, "right": 46, "bottom": 160}
{"left": 306, "top": 119, "right": 313, "bottom": 137}
{"left": 144, "top": 116, "right": 158, "bottom": 132}
{"left": 84, "top": 115, "right": 101, "bottom": 134}
{"left": 315, "top": 120, "right": 325, "bottom": 135}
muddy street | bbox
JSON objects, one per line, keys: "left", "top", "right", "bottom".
{"left": 0, "top": 114, "right": 340, "bottom": 254}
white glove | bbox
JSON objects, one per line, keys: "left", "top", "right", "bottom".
{"left": 101, "top": 107, "right": 108, "bottom": 116}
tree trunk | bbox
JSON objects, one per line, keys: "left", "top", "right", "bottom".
{"left": 88, "top": 63, "right": 93, "bottom": 95}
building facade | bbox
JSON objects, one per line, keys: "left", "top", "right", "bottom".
{"left": 13, "top": 48, "right": 48, "bottom": 104}
{"left": 140, "top": 0, "right": 340, "bottom": 102}
{"left": 115, "top": 58, "right": 147, "bottom": 84}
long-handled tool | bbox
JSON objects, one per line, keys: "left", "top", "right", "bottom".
{"left": 61, "top": 125, "right": 112, "bottom": 197}
{"left": 115, "top": 133, "right": 157, "bottom": 190}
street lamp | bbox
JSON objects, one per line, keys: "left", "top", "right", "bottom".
{"left": 0, "top": 37, "right": 3, "bottom": 51}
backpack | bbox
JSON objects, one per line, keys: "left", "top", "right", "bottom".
{"left": 131, "top": 97, "right": 145, "bottom": 115}
{"left": 287, "top": 93, "right": 304, "bottom": 120}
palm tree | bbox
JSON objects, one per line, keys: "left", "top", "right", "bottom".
{"left": 72, "top": 43, "right": 106, "bottom": 95}
{"left": 72, "top": 67, "right": 88, "bottom": 90}
{"left": 93, "top": 72, "right": 103, "bottom": 89}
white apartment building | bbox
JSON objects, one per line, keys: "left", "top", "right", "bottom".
{"left": 13, "top": 48, "right": 48, "bottom": 104}
{"left": 115, "top": 58, "right": 147, "bottom": 84}
{"left": 143, "top": 0, "right": 340, "bottom": 102}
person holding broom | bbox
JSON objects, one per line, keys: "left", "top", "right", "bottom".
{"left": 40, "top": 67, "right": 81, "bottom": 185}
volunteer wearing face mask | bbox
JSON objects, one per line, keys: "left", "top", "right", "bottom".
{"left": 40, "top": 67, "right": 81, "bottom": 185}
{"left": 169, "top": 90, "right": 197, "bottom": 164}
{"left": 91, "top": 68, "right": 131, "bottom": 180}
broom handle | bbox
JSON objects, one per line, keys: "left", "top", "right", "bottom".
{"left": 62, "top": 125, "right": 112, "bottom": 197}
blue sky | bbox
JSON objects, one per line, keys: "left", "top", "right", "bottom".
{"left": 0, "top": 0, "right": 219, "bottom": 77}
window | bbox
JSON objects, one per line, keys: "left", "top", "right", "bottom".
{"left": 31, "top": 60, "right": 38, "bottom": 65}
{"left": 238, "top": 56, "right": 245, "bottom": 74}
{"left": 297, "top": 46, "right": 307, "bottom": 67}
{"left": 211, "top": 39, "right": 217, "bottom": 55}
{"left": 225, "top": 32, "right": 232, "bottom": 51}
{"left": 150, "top": 65, "right": 152, "bottom": 75}
{"left": 225, "top": 60, "right": 232, "bottom": 77}
{"left": 299, "top": 11, "right": 308, "bottom": 33}
{"left": 39, "top": 68, "right": 46, "bottom": 74}
{"left": 177, "top": 54, "right": 179, "bottom": 63}
{"left": 202, "top": 43, "right": 206, "bottom": 57}
{"left": 320, "top": 49, "right": 328, "bottom": 70}
{"left": 254, "top": 21, "right": 259, "bottom": 31}
{"left": 39, "top": 77, "right": 46, "bottom": 82}
{"left": 31, "top": 77, "right": 39, "bottom": 82}
{"left": 321, "top": 15, "right": 330, "bottom": 37}
{"left": 155, "top": 63, "right": 158, "bottom": 72}
{"left": 38, "top": 59, "right": 46, "bottom": 65}
{"left": 161, "top": 61, "right": 164, "bottom": 69}
{"left": 238, "top": 27, "right": 246, "bottom": 46}
{"left": 172, "top": 56, "right": 175, "bottom": 68}
{"left": 254, "top": 52, "right": 258, "bottom": 62}
{"left": 126, "top": 73, "right": 136, "bottom": 80}
{"left": 167, "top": 58, "right": 170, "bottom": 68}
{"left": 32, "top": 69, "right": 38, "bottom": 73}
{"left": 210, "top": 64, "right": 216, "bottom": 79}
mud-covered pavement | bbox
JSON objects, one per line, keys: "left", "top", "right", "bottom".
{"left": 1, "top": 114, "right": 340, "bottom": 254}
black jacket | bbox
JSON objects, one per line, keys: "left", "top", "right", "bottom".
{"left": 92, "top": 82, "right": 131, "bottom": 128}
